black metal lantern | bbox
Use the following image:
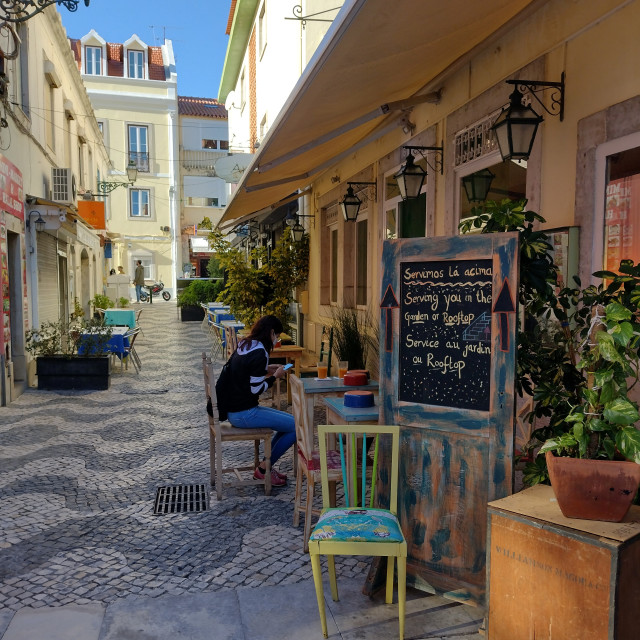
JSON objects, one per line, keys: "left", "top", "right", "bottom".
{"left": 394, "top": 151, "right": 427, "bottom": 200}
{"left": 291, "top": 222, "right": 305, "bottom": 242}
{"left": 462, "top": 169, "right": 495, "bottom": 203}
{"left": 340, "top": 185, "right": 362, "bottom": 222}
{"left": 126, "top": 159, "right": 138, "bottom": 183}
{"left": 491, "top": 88, "right": 543, "bottom": 161}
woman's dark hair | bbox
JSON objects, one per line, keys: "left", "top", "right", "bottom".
{"left": 240, "top": 315, "right": 283, "bottom": 353}
{"left": 109, "top": 268, "right": 116, "bottom": 275}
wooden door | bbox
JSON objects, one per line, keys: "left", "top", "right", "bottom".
{"left": 379, "top": 232, "right": 519, "bottom": 605}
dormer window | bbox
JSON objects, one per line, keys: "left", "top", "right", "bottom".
{"left": 128, "top": 50, "right": 144, "bottom": 79}
{"left": 85, "top": 46, "right": 102, "bottom": 75}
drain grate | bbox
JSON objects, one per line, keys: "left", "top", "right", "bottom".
{"left": 153, "top": 484, "right": 208, "bottom": 515}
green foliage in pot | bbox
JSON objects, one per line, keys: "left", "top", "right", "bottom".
{"left": 460, "top": 200, "right": 640, "bottom": 485}
{"left": 539, "top": 268, "right": 640, "bottom": 464}
{"left": 118, "top": 297, "right": 130, "bottom": 308}
{"left": 177, "top": 279, "right": 224, "bottom": 307}
{"left": 90, "top": 293, "right": 114, "bottom": 311}
{"left": 26, "top": 317, "right": 113, "bottom": 358}
{"left": 331, "top": 306, "right": 378, "bottom": 371}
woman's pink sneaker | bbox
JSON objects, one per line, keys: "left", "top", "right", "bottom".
{"left": 253, "top": 467, "right": 286, "bottom": 487}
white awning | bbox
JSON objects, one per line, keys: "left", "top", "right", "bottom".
{"left": 218, "top": 0, "right": 540, "bottom": 226}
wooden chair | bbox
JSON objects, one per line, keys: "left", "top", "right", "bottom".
{"left": 202, "top": 352, "right": 273, "bottom": 500}
{"left": 309, "top": 424, "right": 406, "bottom": 639}
{"left": 290, "top": 374, "right": 343, "bottom": 552}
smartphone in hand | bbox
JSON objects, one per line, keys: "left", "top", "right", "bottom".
{"left": 282, "top": 363, "right": 294, "bottom": 371}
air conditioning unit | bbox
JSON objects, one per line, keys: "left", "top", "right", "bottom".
{"left": 51, "top": 168, "right": 77, "bottom": 204}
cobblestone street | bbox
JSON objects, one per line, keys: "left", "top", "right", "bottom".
{"left": 0, "top": 303, "right": 482, "bottom": 639}
{"left": 0, "top": 303, "right": 369, "bottom": 610}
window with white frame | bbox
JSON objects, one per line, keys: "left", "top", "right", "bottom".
{"left": 130, "top": 189, "right": 150, "bottom": 217}
{"left": 128, "top": 124, "right": 149, "bottom": 172}
{"left": 186, "top": 196, "right": 219, "bottom": 207}
{"left": 85, "top": 46, "right": 102, "bottom": 75}
{"left": 44, "top": 82, "right": 55, "bottom": 150}
{"left": 258, "top": 3, "right": 267, "bottom": 56}
{"left": 601, "top": 142, "right": 640, "bottom": 272}
{"left": 384, "top": 166, "right": 426, "bottom": 238}
{"left": 128, "top": 50, "right": 144, "bottom": 79}
{"left": 132, "top": 256, "right": 153, "bottom": 281}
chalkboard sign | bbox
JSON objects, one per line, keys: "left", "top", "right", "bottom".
{"left": 399, "top": 259, "right": 492, "bottom": 411}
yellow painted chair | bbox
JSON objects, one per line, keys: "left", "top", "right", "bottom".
{"left": 308, "top": 424, "right": 407, "bottom": 639}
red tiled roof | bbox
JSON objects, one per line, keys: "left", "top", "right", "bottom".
{"left": 69, "top": 38, "right": 81, "bottom": 70}
{"left": 67, "top": 37, "right": 167, "bottom": 81}
{"left": 107, "top": 43, "right": 123, "bottom": 77}
{"left": 148, "top": 46, "right": 166, "bottom": 81}
{"left": 178, "top": 96, "right": 228, "bottom": 119}
{"left": 226, "top": 0, "right": 237, "bottom": 35}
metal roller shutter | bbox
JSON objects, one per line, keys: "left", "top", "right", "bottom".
{"left": 37, "top": 234, "right": 60, "bottom": 324}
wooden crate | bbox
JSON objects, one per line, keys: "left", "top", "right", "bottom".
{"left": 487, "top": 485, "right": 640, "bottom": 640}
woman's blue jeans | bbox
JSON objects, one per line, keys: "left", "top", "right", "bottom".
{"left": 227, "top": 406, "right": 296, "bottom": 466}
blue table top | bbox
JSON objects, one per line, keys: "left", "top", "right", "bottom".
{"left": 78, "top": 331, "right": 129, "bottom": 356}
{"left": 323, "top": 396, "right": 379, "bottom": 422}
{"left": 104, "top": 309, "right": 136, "bottom": 328}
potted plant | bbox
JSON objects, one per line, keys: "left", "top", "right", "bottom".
{"left": 177, "top": 279, "right": 224, "bottom": 321}
{"left": 539, "top": 268, "right": 640, "bottom": 521}
{"left": 90, "top": 293, "right": 114, "bottom": 317}
{"left": 26, "top": 317, "right": 114, "bottom": 390}
{"left": 459, "top": 200, "right": 640, "bottom": 521}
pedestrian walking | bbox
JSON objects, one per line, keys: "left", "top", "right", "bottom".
{"left": 134, "top": 260, "right": 145, "bottom": 303}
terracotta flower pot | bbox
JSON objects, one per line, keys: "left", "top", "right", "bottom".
{"left": 545, "top": 451, "right": 640, "bottom": 522}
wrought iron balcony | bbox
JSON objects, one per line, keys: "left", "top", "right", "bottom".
{"left": 129, "top": 151, "right": 149, "bottom": 173}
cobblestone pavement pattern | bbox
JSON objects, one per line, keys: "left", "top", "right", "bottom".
{"left": 0, "top": 303, "right": 369, "bottom": 611}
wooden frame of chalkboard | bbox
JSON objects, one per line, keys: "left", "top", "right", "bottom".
{"left": 378, "top": 231, "right": 519, "bottom": 606}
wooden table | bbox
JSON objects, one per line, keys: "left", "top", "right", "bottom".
{"left": 487, "top": 485, "right": 640, "bottom": 640}
{"left": 271, "top": 345, "right": 304, "bottom": 403}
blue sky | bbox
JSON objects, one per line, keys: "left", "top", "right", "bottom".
{"left": 60, "top": 0, "right": 232, "bottom": 100}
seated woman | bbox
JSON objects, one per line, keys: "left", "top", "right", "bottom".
{"left": 226, "top": 315, "right": 295, "bottom": 487}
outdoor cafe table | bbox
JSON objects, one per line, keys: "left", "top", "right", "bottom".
{"left": 104, "top": 309, "right": 136, "bottom": 329}
{"left": 271, "top": 344, "right": 304, "bottom": 403}
{"left": 78, "top": 326, "right": 130, "bottom": 371}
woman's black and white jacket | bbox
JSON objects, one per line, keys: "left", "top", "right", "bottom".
{"left": 226, "top": 340, "right": 276, "bottom": 413}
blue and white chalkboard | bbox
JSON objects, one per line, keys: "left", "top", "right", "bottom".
{"left": 379, "top": 232, "right": 518, "bottom": 606}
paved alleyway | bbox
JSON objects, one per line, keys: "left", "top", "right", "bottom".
{"left": 0, "top": 302, "right": 482, "bottom": 639}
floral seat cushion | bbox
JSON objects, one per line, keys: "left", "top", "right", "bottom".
{"left": 309, "top": 508, "right": 404, "bottom": 543}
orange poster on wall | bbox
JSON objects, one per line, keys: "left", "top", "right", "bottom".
{"left": 77, "top": 200, "right": 105, "bottom": 230}
{"left": 605, "top": 175, "right": 640, "bottom": 272}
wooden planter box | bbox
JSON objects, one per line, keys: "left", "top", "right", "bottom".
{"left": 180, "top": 305, "right": 205, "bottom": 322}
{"left": 36, "top": 355, "right": 111, "bottom": 390}
{"left": 487, "top": 485, "right": 640, "bottom": 640}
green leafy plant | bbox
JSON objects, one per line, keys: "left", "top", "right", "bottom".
{"left": 460, "top": 199, "right": 640, "bottom": 482}
{"left": 539, "top": 268, "right": 640, "bottom": 463}
{"left": 177, "top": 279, "right": 224, "bottom": 307}
{"left": 26, "top": 317, "right": 113, "bottom": 358}
{"left": 208, "top": 226, "right": 310, "bottom": 327}
{"left": 90, "top": 293, "right": 114, "bottom": 311}
{"left": 118, "top": 297, "right": 130, "bottom": 308}
{"left": 71, "top": 297, "right": 85, "bottom": 320}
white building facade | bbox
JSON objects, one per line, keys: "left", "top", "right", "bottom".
{"left": 69, "top": 31, "right": 180, "bottom": 295}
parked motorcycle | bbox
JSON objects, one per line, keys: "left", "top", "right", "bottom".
{"left": 140, "top": 281, "right": 171, "bottom": 302}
